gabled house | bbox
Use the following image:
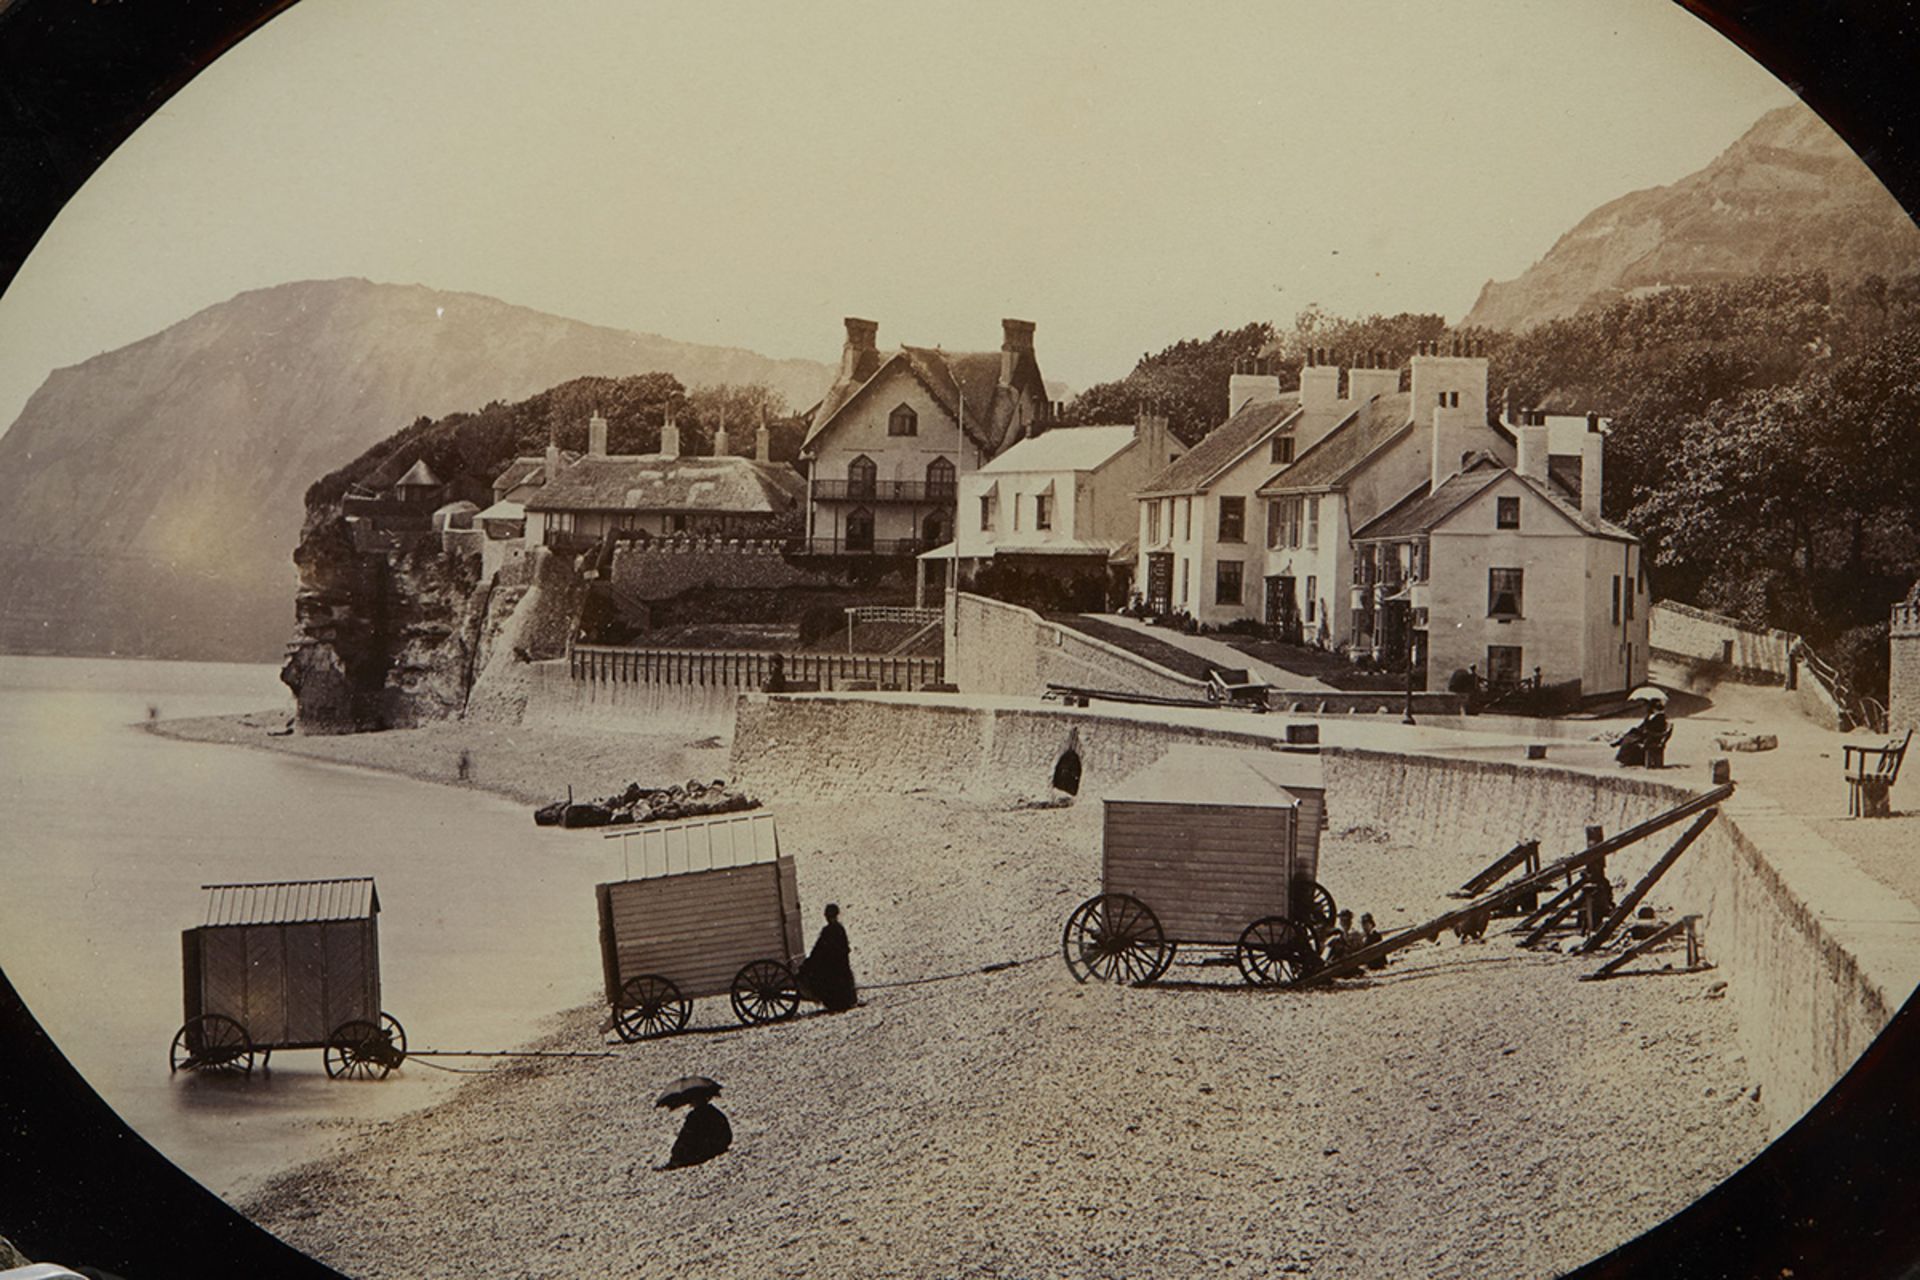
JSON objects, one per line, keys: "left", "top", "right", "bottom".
{"left": 1253, "top": 343, "right": 1512, "bottom": 644}
{"left": 799, "top": 317, "right": 1051, "bottom": 557}
{"left": 936, "top": 417, "right": 1184, "bottom": 608}
{"left": 520, "top": 411, "right": 804, "bottom": 552}
{"left": 1350, "top": 413, "right": 1648, "bottom": 699}
{"left": 1131, "top": 392, "right": 1304, "bottom": 623}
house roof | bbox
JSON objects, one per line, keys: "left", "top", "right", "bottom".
{"left": 493, "top": 452, "right": 581, "bottom": 498}
{"left": 1137, "top": 395, "right": 1301, "bottom": 497}
{"left": 394, "top": 459, "right": 442, "bottom": 488}
{"left": 1104, "top": 744, "right": 1324, "bottom": 806}
{"left": 1351, "top": 460, "right": 1636, "bottom": 543}
{"left": 979, "top": 425, "right": 1137, "bottom": 474}
{"left": 805, "top": 344, "right": 1041, "bottom": 457}
{"left": 1257, "top": 392, "right": 1412, "bottom": 495}
{"left": 523, "top": 454, "right": 805, "bottom": 514}
{"left": 200, "top": 877, "right": 379, "bottom": 927}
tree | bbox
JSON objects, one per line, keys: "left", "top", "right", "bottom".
{"left": 1060, "top": 322, "right": 1275, "bottom": 443}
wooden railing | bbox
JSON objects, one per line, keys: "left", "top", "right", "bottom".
{"left": 570, "top": 644, "right": 944, "bottom": 691}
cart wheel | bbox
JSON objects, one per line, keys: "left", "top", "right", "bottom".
{"left": 1236, "top": 917, "right": 1312, "bottom": 986}
{"left": 378, "top": 1012, "right": 409, "bottom": 1067}
{"left": 1292, "top": 880, "right": 1337, "bottom": 932}
{"left": 1062, "top": 893, "right": 1171, "bottom": 986}
{"left": 325, "top": 1019, "right": 400, "bottom": 1081}
{"left": 613, "top": 975, "right": 691, "bottom": 1041}
{"left": 730, "top": 960, "right": 800, "bottom": 1025}
{"left": 170, "top": 1014, "right": 254, "bottom": 1076}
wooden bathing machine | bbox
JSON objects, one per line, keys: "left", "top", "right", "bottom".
{"left": 173, "top": 876, "right": 405, "bottom": 1078}
{"left": 597, "top": 810, "right": 807, "bottom": 1039}
{"left": 1102, "top": 744, "right": 1326, "bottom": 940}
{"left": 1064, "top": 745, "right": 1332, "bottom": 987}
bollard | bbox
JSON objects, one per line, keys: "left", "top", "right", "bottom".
{"left": 1710, "top": 758, "right": 1732, "bottom": 785}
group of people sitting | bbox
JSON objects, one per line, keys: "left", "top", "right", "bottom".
{"left": 1321, "top": 909, "right": 1386, "bottom": 968}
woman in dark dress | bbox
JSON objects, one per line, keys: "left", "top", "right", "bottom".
{"left": 798, "top": 903, "right": 858, "bottom": 1011}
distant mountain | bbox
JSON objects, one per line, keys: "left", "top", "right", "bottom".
{"left": 1463, "top": 102, "right": 1920, "bottom": 333}
{"left": 0, "top": 278, "right": 833, "bottom": 660}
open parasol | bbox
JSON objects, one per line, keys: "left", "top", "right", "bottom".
{"left": 656, "top": 1075, "right": 722, "bottom": 1109}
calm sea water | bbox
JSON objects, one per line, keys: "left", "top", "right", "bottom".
{"left": 0, "top": 655, "right": 622, "bottom": 1200}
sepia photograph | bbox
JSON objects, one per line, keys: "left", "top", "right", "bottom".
{"left": 2, "top": 1, "right": 1919, "bottom": 1276}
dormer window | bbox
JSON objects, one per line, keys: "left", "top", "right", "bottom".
{"left": 889, "top": 403, "right": 918, "bottom": 437}
{"left": 1270, "top": 436, "right": 1295, "bottom": 465}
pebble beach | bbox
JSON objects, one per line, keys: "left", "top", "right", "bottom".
{"left": 153, "top": 713, "right": 1772, "bottom": 1279}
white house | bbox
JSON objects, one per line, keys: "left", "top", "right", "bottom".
{"left": 799, "top": 317, "right": 1051, "bottom": 557}
{"left": 1351, "top": 413, "right": 1648, "bottom": 698}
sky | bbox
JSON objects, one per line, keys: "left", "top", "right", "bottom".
{"left": 0, "top": 0, "right": 1802, "bottom": 430}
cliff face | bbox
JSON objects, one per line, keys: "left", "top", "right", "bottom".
{"left": 0, "top": 278, "right": 830, "bottom": 661}
{"left": 1463, "top": 101, "right": 1920, "bottom": 333}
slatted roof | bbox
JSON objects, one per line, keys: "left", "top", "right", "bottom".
{"left": 1106, "top": 745, "right": 1324, "bottom": 807}
{"left": 200, "top": 877, "right": 380, "bottom": 926}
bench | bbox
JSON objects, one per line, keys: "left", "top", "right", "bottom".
{"left": 1643, "top": 720, "right": 1672, "bottom": 769}
{"left": 1845, "top": 728, "right": 1911, "bottom": 818}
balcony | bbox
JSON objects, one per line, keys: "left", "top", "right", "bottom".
{"left": 812, "top": 479, "right": 957, "bottom": 504}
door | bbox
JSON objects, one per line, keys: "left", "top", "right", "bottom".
{"left": 1146, "top": 552, "right": 1173, "bottom": 613}
{"left": 1265, "top": 575, "right": 1299, "bottom": 642}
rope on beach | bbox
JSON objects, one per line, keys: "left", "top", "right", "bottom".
{"left": 861, "top": 951, "right": 1053, "bottom": 990}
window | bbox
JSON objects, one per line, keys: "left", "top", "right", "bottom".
{"left": 1013, "top": 496, "right": 1022, "bottom": 532}
{"left": 1305, "top": 496, "right": 1319, "bottom": 548}
{"left": 980, "top": 495, "right": 995, "bottom": 532}
{"left": 1218, "top": 497, "right": 1245, "bottom": 542}
{"left": 1216, "top": 560, "right": 1244, "bottom": 605}
{"left": 1035, "top": 493, "right": 1053, "bottom": 531}
{"left": 1611, "top": 575, "right": 1621, "bottom": 624}
{"left": 1625, "top": 579, "right": 1635, "bottom": 620}
{"left": 1267, "top": 501, "right": 1283, "bottom": 549}
{"left": 1487, "top": 644, "right": 1523, "bottom": 690}
{"left": 1497, "top": 496, "right": 1520, "bottom": 529}
{"left": 847, "top": 454, "right": 877, "bottom": 497}
{"left": 888, "top": 403, "right": 918, "bottom": 437}
{"left": 1305, "top": 575, "right": 1317, "bottom": 622}
{"left": 926, "top": 456, "right": 955, "bottom": 497}
{"left": 1270, "top": 435, "right": 1295, "bottom": 465}
{"left": 1146, "top": 502, "right": 1160, "bottom": 543}
{"left": 1488, "top": 568, "right": 1523, "bottom": 619}
{"left": 1181, "top": 559, "right": 1190, "bottom": 605}
{"left": 1288, "top": 498, "right": 1302, "bottom": 549}
{"left": 1436, "top": 390, "right": 1460, "bottom": 408}
{"left": 1182, "top": 498, "right": 1192, "bottom": 541}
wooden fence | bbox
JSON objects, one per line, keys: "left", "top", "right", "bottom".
{"left": 570, "top": 644, "right": 944, "bottom": 692}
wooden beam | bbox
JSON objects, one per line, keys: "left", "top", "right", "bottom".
{"left": 1293, "top": 785, "right": 1734, "bottom": 987}
{"left": 1582, "top": 916, "right": 1703, "bottom": 980}
{"left": 1514, "top": 879, "right": 1583, "bottom": 933}
{"left": 1519, "top": 888, "right": 1585, "bottom": 948}
{"left": 1452, "top": 839, "right": 1540, "bottom": 898}
{"left": 1575, "top": 809, "right": 1719, "bottom": 954}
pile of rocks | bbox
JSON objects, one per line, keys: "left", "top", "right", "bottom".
{"left": 534, "top": 778, "right": 758, "bottom": 829}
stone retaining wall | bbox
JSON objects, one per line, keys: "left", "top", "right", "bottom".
{"left": 732, "top": 691, "right": 1912, "bottom": 1134}
{"left": 1650, "top": 600, "right": 1796, "bottom": 683}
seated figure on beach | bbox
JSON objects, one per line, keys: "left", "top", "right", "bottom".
{"left": 797, "top": 903, "right": 858, "bottom": 1011}
{"left": 665, "top": 1099, "right": 732, "bottom": 1170}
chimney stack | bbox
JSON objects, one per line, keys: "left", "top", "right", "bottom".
{"left": 588, "top": 413, "right": 609, "bottom": 458}
{"left": 713, "top": 408, "right": 731, "bottom": 458}
{"left": 1347, "top": 349, "right": 1398, "bottom": 403}
{"left": 1001, "top": 318, "right": 1036, "bottom": 386}
{"left": 1580, "top": 431, "right": 1604, "bottom": 522}
{"left": 1137, "top": 411, "right": 1178, "bottom": 469}
{"left": 660, "top": 403, "right": 681, "bottom": 458}
{"left": 841, "top": 317, "right": 880, "bottom": 383}
{"left": 1516, "top": 419, "right": 1549, "bottom": 483}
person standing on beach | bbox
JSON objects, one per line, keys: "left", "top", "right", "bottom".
{"left": 798, "top": 903, "right": 858, "bottom": 1011}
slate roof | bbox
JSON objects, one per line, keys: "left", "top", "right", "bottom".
{"left": 1257, "top": 392, "right": 1412, "bottom": 495}
{"left": 805, "top": 344, "right": 1042, "bottom": 457}
{"left": 979, "top": 424, "right": 1137, "bottom": 474}
{"left": 1351, "top": 459, "right": 1635, "bottom": 543}
{"left": 523, "top": 455, "right": 805, "bottom": 514}
{"left": 1136, "top": 395, "right": 1301, "bottom": 497}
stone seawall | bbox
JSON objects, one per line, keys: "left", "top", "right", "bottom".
{"left": 732, "top": 691, "right": 1912, "bottom": 1134}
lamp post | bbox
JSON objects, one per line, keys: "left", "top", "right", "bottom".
{"left": 1402, "top": 633, "right": 1417, "bottom": 726}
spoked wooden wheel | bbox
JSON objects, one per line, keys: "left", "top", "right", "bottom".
{"left": 325, "top": 1018, "right": 403, "bottom": 1080}
{"left": 614, "top": 974, "right": 691, "bottom": 1041}
{"left": 1292, "top": 880, "right": 1337, "bottom": 932}
{"left": 730, "top": 959, "right": 801, "bottom": 1025}
{"left": 170, "top": 1013, "right": 254, "bottom": 1076}
{"left": 377, "top": 1012, "right": 408, "bottom": 1066}
{"left": 1062, "top": 893, "right": 1171, "bottom": 986}
{"left": 1236, "top": 916, "right": 1311, "bottom": 986}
